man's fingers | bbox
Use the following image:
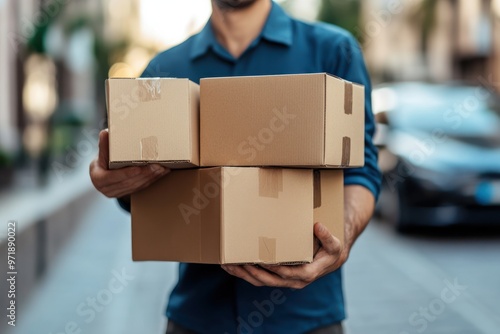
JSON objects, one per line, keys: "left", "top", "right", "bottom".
{"left": 313, "top": 223, "right": 341, "bottom": 255}
{"left": 93, "top": 164, "right": 166, "bottom": 190}
{"left": 261, "top": 264, "right": 308, "bottom": 281}
{"left": 99, "top": 167, "right": 170, "bottom": 198}
{"left": 98, "top": 129, "right": 109, "bottom": 169}
{"left": 222, "top": 265, "right": 265, "bottom": 287}
{"left": 91, "top": 164, "right": 141, "bottom": 189}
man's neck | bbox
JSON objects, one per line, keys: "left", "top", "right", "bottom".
{"left": 211, "top": 0, "right": 272, "bottom": 59}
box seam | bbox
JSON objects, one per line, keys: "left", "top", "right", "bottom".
{"left": 322, "top": 74, "right": 327, "bottom": 165}
{"left": 220, "top": 168, "right": 225, "bottom": 264}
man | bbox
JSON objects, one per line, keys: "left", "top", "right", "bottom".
{"left": 90, "top": 0, "right": 381, "bottom": 333}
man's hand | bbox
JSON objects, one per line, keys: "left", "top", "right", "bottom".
{"left": 222, "top": 222, "right": 346, "bottom": 289}
{"left": 89, "top": 129, "right": 170, "bottom": 199}
{"left": 222, "top": 185, "right": 375, "bottom": 289}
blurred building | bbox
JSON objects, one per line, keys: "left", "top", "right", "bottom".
{"left": 0, "top": 2, "right": 211, "bottom": 330}
{"left": 361, "top": 0, "right": 500, "bottom": 90}
{"left": 0, "top": 0, "right": 106, "bottom": 329}
{"left": 0, "top": 0, "right": 105, "bottom": 181}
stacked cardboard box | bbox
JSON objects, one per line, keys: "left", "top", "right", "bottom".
{"left": 106, "top": 73, "right": 365, "bottom": 264}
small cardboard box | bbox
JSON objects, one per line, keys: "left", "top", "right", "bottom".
{"left": 131, "top": 167, "right": 344, "bottom": 264}
{"left": 200, "top": 73, "right": 364, "bottom": 168}
{"left": 106, "top": 78, "right": 199, "bottom": 169}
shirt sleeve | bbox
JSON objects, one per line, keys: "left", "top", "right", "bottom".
{"left": 330, "top": 33, "right": 382, "bottom": 200}
{"left": 117, "top": 198, "right": 131, "bottom": 212}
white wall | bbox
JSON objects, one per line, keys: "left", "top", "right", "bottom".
{"left": 0, "top": 0, "right": 17, "bottom": 152}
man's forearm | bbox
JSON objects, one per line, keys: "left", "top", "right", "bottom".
{"left": 344, "top": 185, "right": 376, "bottom": 250}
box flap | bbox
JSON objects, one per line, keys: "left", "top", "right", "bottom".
{"left": 131, "top": 169, "right": 222, "bottom": 263}
{"left": 199, "top": 168, "right": 222, "bottom": 263}
{"left": 188, "top": 81, "right": 200, "bottom": 165}
{"left": 324, "top": 75, "right": 365, "bottom": 167}
{"left": 313, "top": 170, "right": 344, "bottom": 245}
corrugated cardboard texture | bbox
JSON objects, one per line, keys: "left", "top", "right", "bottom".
{"left": 132, "top": 167, "right": 344, "bottom": 264}
{"left": 313, "top": 171, "right": 322, "bottom": 209}
{"left": 200, "top": 73, "right": 364, "bottom": 168}
{"left": 140, "top": 136, "right": 159, "bottom": 160}
{"left": 201, "top": 74, "right": 324, "bottom": 167}
{"left": 259, "top": 237, "right": 277, "bottom": 263}
{"left": 107, "top": 78, "right": 200, "bottom": 169}
{"left": 258, "top": 168, "right": 284, "bottom": 198}
{"left": 188, "top": 81, "right": 200, "bottom": 168}
{"left": 221, "top": 168, "right": 313, "bottom": 264}
{"left": 313, "top": 170, "right": 344, "bottom": 246}
{"left": 198, "top": 168, "right": 222, "bottom": 263}
{"left": 344, "top": 81, "right": 353, "bottom": 115}
{"left": 324, "top": 76, "right": 364, "bottom": 167}
{"left": 132, "top": 169, "right": 208, "bottom": 262}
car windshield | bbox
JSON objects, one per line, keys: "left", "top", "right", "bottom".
{"left": 384, "top": 83, "right": 500, "bottom": 139}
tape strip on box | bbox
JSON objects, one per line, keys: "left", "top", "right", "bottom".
{"left": 344, "top": 81, "right": 353, "bottom": 115}
{"left": 138, "top": 79, "right": 162, "bottom": 102}
{"left": 313, "top": 171, "right": 322, "bottom": 209}
{"left": 259, "top": 237, "right": 276, "bottom": 263}
{"left": 341, "top": 137, "right": 351, "bottom": 167}
{"left": 140, "top": 136, "right": 159, "bottom": 160}
{"left": 258, "top": 169, "right": 283, "bottom": 198}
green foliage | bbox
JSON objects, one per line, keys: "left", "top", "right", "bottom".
{"left": 410, "top": 0, "right": 438, "bottom": 52}
{"left": 317, "top": 0, "right": 362, "bottom": 41}
{"left": 0, "top": 149, "right": 13, "bottom": 168}
{"left": 26, "top": 0, "right": 68, "bottom": 53}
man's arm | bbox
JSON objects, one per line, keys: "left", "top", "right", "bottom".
{"left": 344, "top": 185, "right": 375, "bottom": 249}
{"left": 222, "top": 32, "right": 380, "bottom": 288}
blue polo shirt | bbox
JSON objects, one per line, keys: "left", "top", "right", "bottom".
{"left": 134, "top": 3, "right": 381, "bottom": 333}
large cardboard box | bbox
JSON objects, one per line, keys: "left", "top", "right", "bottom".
{"left": 131, "top": 167, "right": 344, "bottom": 264}
{"left": 200, "top": 73, "right": 365, "bottom": 168}
{"left": 106, "top": 78, "right": 200, "bottom": 169}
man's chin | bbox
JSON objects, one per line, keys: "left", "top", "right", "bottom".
{"left": 214, "top": 0, "right": 259, "bottom": 10}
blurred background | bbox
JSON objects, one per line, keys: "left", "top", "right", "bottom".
{"left": 0, "top": 0, "right": 499, "bottom": 333}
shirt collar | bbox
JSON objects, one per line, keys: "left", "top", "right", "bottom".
{"left": 261, "top": 2, "right": 293, "bottom": 47}
{"left": 189, "top": 2, "right": 293, "bottom": 60}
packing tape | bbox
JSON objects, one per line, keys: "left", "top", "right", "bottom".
{"left": 138, "top": 79, "right": 162, "bottom": 102}
{"left": 259, "top": 237, "right": 276, "bottom": 263}
{"left": 344, "top": 81, "right": 353, "bottom": 115}
{"left": 258, "top": 169, "right": 283, "bottom": 198}
{"left": 341, "top": 136, "right": 351, "bottom": 167}
{"left": 140, "top": 136, "right": 159, "bottom": 160}
{"left": 313, "top": 170, "right": 321, "bottom": 209}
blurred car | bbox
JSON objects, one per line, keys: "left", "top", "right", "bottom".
{"left": 373, "top": 82, "right": 500, "bottom": 230}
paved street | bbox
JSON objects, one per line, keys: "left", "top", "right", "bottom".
{"left": 7, "top": 192, "right": 500, "bottom": 334}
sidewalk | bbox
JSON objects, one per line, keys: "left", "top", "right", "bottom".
{"left": 5, "top": 193, "right": 177, "bottom": 334}
{"left": 6, "top": 193, "right": 500, "bottom": 334}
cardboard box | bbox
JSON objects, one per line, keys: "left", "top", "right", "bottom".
{"left": 131, "top": 167, "right": 344, "bottom": 264}
{"left": 106, "top": 78, "right": 199, "bottom": 169}
{"left": 200, "top": 73, "right": 365, "bottom": 168}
